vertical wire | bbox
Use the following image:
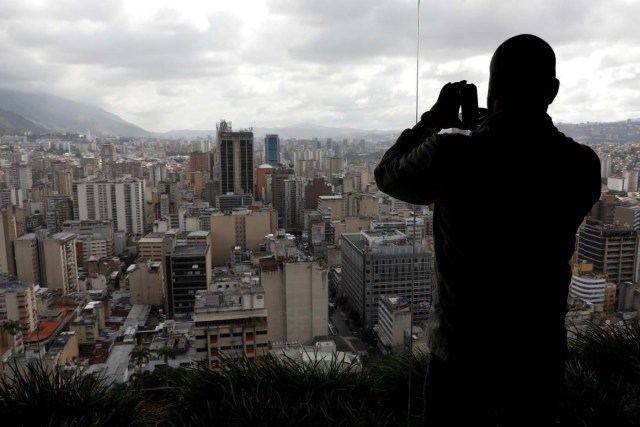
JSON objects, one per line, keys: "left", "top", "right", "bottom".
{"left": 408, "top": 1, "right": 420, "bottom": 425}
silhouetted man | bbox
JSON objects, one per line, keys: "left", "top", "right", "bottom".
{"left": 375, "top": 34, "right": 601, "bottom": 426}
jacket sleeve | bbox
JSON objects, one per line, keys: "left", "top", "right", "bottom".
{"left": 374, "top": 114, "right": 447, "bottom": 205}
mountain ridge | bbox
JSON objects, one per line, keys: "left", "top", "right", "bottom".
{"left": 0, "top": 90, "right": 638, "bottom": 141}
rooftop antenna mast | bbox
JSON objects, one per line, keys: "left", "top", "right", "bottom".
{"left": 408, "top": 1, "right": 420, "bottom": 426}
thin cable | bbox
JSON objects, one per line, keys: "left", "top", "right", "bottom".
{"left": 408, "top": 1, "right": 420, "bottom": 425}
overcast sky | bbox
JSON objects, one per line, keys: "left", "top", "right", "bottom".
{"left": 1, "top": 0, "right": 639, "bottom": 132}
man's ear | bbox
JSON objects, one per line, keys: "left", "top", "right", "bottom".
{"left": 546, "top": 78, "right": 560, "bottom": 105}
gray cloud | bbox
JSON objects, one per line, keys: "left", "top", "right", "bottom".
{"left": 0, "top": 0, "right": 637, "bottom": 131}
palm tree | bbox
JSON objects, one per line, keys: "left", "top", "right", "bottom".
{"left": 1, "top": 319, "right": 21, "bottom": 335}
{"left": 129, "top": 345, "right": 152, "bottom": 373}
{"left": 1, "top": 319, "right": 22, "bottom": 353}
{"left": 156, "top": 345, "right": 177, "bottom": 386}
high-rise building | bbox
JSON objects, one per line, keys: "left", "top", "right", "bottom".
{"left": 192, "top": 283, "right": 268, "bottom": 369}
{"left": 0, "top": 208, "right": 17, "bottom": 276}
{"left": 5, "top": 163, "right": 32, "bottom": 190}
{"left": 376, "top": 294, "right": 411, "bottom": 353}
{"left": 217, "top": 120, "right": 254, "bottom": 196}
{"left": 341, "top": 230, "right": 432, "bottom": 329}
{"left": 317, "top": 195, "right": 345, "bottom": 221}
{"left": 61, "top": 220, "right": 115, "bottom": 265}
{"left": 127, "top": 259, "right": 165, "bottom": 307}
{"left": 260, "top": 257, "right": 328, "bottom": 344}
{"left": 577, "top": 219, "right": 637, "bottom": 284}
{"left": 189, "top": 151, "right": 210, "bottom": 174}
{"left": 269, "top": 168, "right": 295, "bottom": 227}
{"left": 43, "top": 232, "right": 79, "bottom": 294}
{"left": 283, "top": 177, "right": 305, "bottom": 229}
{"left": 210, "top": 209, "right": 277, "bottom": 266}
{"left": 14, "top": 234, "right": 41, "bottom": 286}
{"left": 614, "top": 205, "right": 640, "bottom": 231}
{"left": 100, "top": 143, "right": 117, "bottom": 177}
{"left": 168, "top": 244, "right": 212, "bottom": 319}
{"left": 255, "top": 164, "right": 275, "bottom": 201}
{"left": 304, "top": 177, "right": 332, "bottom": 210}
{"left": 264, "top": 134, "right": 280, "bottom": 167}
{"left": 72, "top": 177, "right": 145, "bottom": 236}
{"left": 0, "top": 278, "right": 38, "bottom": 334}
{"left": 570, "top": 262, "right": 616, "bottom": 312}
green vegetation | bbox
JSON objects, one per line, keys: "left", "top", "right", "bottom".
{"left": 0, "top": 321, "right": 638, "bottom": 426}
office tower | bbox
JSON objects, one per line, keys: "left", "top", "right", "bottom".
{"left": 72, "top": 177, "right": 145, "bottom": 236}
{"left": 168, "top": 244, "right": 212, "bottom": 319}
{"left": 255, "top": 164, "right": 275, "bottom": 201}
{"left": 217, "top": 120, "right": 254, "bottom": 196}
{"left": 192, "top": 284, "right": 268, "bottom": 369}
{"left": 577, "top": 219, "right": 637, "bottom": 284}
{"left": 127, "top": 260, "right": 165, "bottom": 306}
{"left": 215, "top": 193, "right": 253, "bottom": 211}
{"left": 14, "top": 234, "right": 41, "bottom": 285}
{"left": 304, "top": 177, "right": 332, "bottom": 210}
{"left": 270, "top": 168, "right": 295, "bottom": 227}
{"left": 0, "top": 208, "right": 17, "bottom": 276}
{"left": 0, "top": 278, "right": 38, "bottom": 334}
{"left": 341, "top": 230, "right": 432, "bottom": 329}
{"left": 283, "top": 177, "right": 305, "bottom": 229}
{"left": 260, "top": 257, "right": 328, "bottom": 344}
{"left": 210, "top": 209, "right": 277, "bottom": 266}
{"left": 43, "top": 232, "right": 79, "bottom": 294}
{"left": 265, "top": 134, "right": 280, "bottom": 167}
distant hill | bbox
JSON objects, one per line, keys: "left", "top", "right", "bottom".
{"left": 0, "top": 90, "right": 150, "bottom": 137}
{"left": 162, "top": 124, "right": 399, "bottom": 141}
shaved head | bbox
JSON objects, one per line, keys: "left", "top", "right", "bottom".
{"left": 488, "top": 34, "right": 559, "bottom": 111}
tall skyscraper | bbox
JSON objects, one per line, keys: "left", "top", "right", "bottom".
{"left": 283, "top": 177, "right": 305, "bottom": 229}
{"left": 269, "top": 168, "right": 295, "bottom": 227}
{"left": 217, "top": 120, "right": 254, "bottom": 196}
{"left": 264, "top": 134, "right": 280, "bottom": 167}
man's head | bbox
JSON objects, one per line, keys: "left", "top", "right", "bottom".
{"left": 487, "top": 34, "right": 560, "bottom": 113}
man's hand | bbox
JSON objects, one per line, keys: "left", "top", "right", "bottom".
{"left": 428, "top": 81, "right": 467, "bottom": 129}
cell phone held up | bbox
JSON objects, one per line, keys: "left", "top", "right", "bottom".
{"left": 460, "top": 83, "right": 478, "bottom": 129}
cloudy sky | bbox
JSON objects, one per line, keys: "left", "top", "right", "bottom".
{"left": 1, "top": 0, "right": 639, "bottom": 132}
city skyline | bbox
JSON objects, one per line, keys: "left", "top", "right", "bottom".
{"left": 0, "top": 1, "right": 639, "bottom": 132}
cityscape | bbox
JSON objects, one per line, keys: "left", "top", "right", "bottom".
{"left": 0, "top": 85, "right": 639, "bottom": 421}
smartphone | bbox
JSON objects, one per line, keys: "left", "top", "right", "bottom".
{"left": 460, "top": 83, "right": 478, "bottom": 129}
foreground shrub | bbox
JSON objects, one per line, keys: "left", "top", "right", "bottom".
{"left": 0, "top": 360, "right": 143, "bottom": 426}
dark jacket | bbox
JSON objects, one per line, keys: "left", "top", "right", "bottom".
{"left": 375, "top": 110, "right": 602, "bottom": 360}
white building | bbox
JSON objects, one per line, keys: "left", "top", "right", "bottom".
{"left": 72, "top": 177, "right": 145, "bottom": 236}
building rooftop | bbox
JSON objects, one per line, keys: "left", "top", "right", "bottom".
{"left": 172, "top": 244, "right": 208, "bottom": 256}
